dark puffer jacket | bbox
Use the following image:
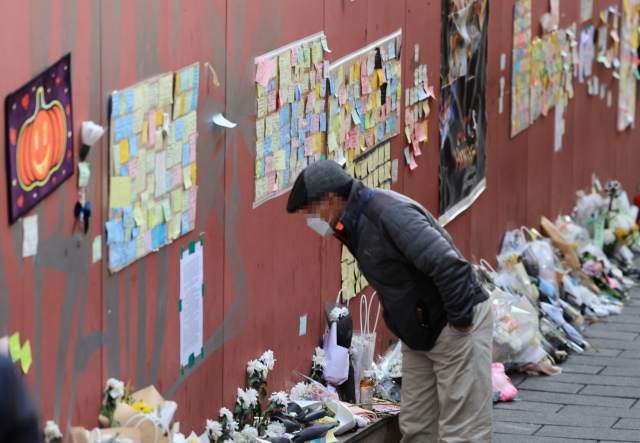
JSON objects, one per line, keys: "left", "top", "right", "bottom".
{"left": 335, "top": 180, "right": 488, "bottom": 351}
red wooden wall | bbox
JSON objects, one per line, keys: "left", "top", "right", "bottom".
{"left": 0, "top": 0, "right": 638, "bottom": 437}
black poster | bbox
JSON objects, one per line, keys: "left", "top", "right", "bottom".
{"left": 438, "top": 0, "right": 489, "bottom": 225}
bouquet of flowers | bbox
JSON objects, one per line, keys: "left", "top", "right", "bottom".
{"left": 99, "top": 378, "right": 131, "bottom": 427}
{"left": 44, "top": 420, "right": 63, "bottom": 443}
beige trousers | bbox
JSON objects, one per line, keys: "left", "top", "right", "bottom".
{"left": 400, "top": 298, "right": 493, "bottom": 443}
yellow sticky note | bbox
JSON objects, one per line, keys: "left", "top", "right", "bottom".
{"left": 120, "top": 138, "right": 130, "bottom": 164}
{"left": 316, "top": 133, "right": 322, "bottom": 153}
{"left": 179, "top": 93, "right": 186, "bottom": 116}
{"left": 175, "top": 71, "right": 182, "bottom": 96}
{"left": 377, "top": 69, "right": 384, "bottom": 83}
{"left": 191, "top": 162, "right": 197, "bottom": 184}
{"left": 273, "top": 150, "right": 286, "bottom": 170}
{"left": 156, "top": 109, "right": 164, "bottom": 126}
{"left": 255, "top": 160, "right": 261, "bottom": 178}
{"left": 20, "top": 340, "right": 32, "bottom": 374}
{"left": 315, "top": 83, "right": 320, "bottom": 101}
{"left": 142, "top": 121, "right": 148, "bottom": 144}
{"left": 132, "top": 206, "right": 144, "bottom": 227}
{"left": 109, "top": 177, "right": 132, "bottom": 208}
{"left": 348, "top": 148, "right": 354, "bottom": 166}
{"left": 9, "top": 332, "right": 20, "bottom": 363}
{"left": 136, "top": 233, "right": 145, "bottom": 258}
{"left": 148, "top": 209, "right": 158, "bottom": 230}
{"left": 354, "top": 60, "right": 360, "bottom": 80}
{"left": 120, "top": 94, "right": 126, "bottom": 115}
{"left": 372, "top": 73, "right": 378, "bottom": 90}
{"left": 423, "top": 120, "right": 428, "bottom": 141}
{"left": 169, "top": 214, "right": 181, "bottom": 240}
{"left": 173, "top": 189, "right": 182, "bottom": 212}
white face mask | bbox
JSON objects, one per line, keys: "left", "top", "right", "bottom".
{"left": 306, "top": 217, "right": 335, "bottom": 237}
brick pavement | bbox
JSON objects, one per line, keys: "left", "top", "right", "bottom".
{"left": 493, "top": 288, "right": 640, "bottom": 442}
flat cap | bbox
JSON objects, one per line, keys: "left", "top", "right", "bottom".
{"left": 286, "top": 160, "right": 353, "bottom": 213}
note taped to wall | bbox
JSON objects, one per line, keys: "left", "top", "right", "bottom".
{"left": 180, "top": 238, "right": 204, "bottom": 369}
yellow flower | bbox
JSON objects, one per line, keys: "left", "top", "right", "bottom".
{"left": 132, "top": 401, "right": 153, "bottom": 414}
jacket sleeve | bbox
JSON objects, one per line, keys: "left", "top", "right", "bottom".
{"left": 380, "top": 204, "right": 476, "bottom": 327}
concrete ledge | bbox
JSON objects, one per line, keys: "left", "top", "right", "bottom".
{"left": 335, "top": 416, "right": 401, "bottom": 443}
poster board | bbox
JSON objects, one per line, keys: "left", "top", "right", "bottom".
{"left": 327, "top": 29, "right": 402, "bottom": 171}
{"left": 253, "top": 32, "right": 329, "bottom": 208}
{"left": 107, "top": 63, "right": 200, "bottom": 273}
{"left": 438, "top": 0, "right": 489, "bottom": 225}
{"left": 511, "top": 0, "right": 532, "bottom": 137}
{"left": 617, "top": 0, "right": 639, "bottom": 132}
{"left": 340, "top": 140, "right": 392, "bottom": 299}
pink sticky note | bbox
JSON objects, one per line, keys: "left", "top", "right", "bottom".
{"left": 314, "top": 151, "right": 320, "bottom": 162}
{"left": 380, "top": 105, "right": 386, "bottom": 122}
{"left": 299, "top": 115, "right": 307, "bottom": 130}
{"left": 361, "top": 76, "right": 370, "bottom": 95}
{"left": 306, "top": 94, "right": 315, "bottom": 114}
{"left": 415, "top": 122, "right": 427, "bottom": 142}
{"left": 385, "top": 100, "right": 391, "bottom": 114}
{"left": 292, "top": 137, "right": 299, "bottom": 150}
{"left": 172, "top": 165, "right": 181, "bottom": 190}
{"left": 268, "top": 90, "right": 277, "bottom": 113}
{"left": 129, "top": 157, "right": 138, "bottom": 180}
{"left": 268, "top": 172, "right": 278, "bottom": 192}
{"left": 292, "top": 47, "right": 298, "bottom": 67}
{"left": 396, "top": 106, "right": 400, "bottom": 117}
{"left": 409, "top": 150, "right": 418, "bottom": 170}
{"left": 405, "top": 108, "right": 413, "bottom": 126}
{"left": 411, "top": 133, "right": 422, "bottom": 156}
{"left": 189, "top": 133, "right": 197, "bottom": 163}
{"left": 339, "top": 86, "right": 347, "bottom": 105}
{"left": 278, "top": 89, "right": 284, "bottom": 109}
{"left": 344, "top": 114, "right": 351, "bottom": 132}
{"left": 148, "top": 112, "right": 155, "bottom": 146}
{"left": 304, "top": 137, "right": 313, "bottom": 156}
{"left": 315, "top": 62, "right": 323, "bottom": 79}
{"left": 145, "top": 230, "right": 152, "bottom": 253}
{"left": 426, "top": 86, "right": 435, "bottom": 99}
{"left": 256, "top": 56, "right": 274, "bottom": 86}
{"left": 265, "top": 154, "right": 273, "bottom": 175}
{"left": 361, "top": 59, "right": 367, "bottom": 77}
{"left": 318, "top": 100, "right": 325, "bottom": 112}
{"left": 311, "top": 115, "right": 319, "bottom": 134}
{"left": 189, "top": 185, "right": 198, "bottom": 221}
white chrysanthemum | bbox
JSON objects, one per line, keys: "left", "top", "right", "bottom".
{"left": 241, "top": 425, "right": 259, "bottom": 441}
{"left": 315, "top": 347, "right": 325, "bottom": 357}
{"left": 244, "top": 388, "right": 259, "bottom": 408}
{"left": 312, "top": 354, "right": 326, "bottom": 369}
{"left": 247, "top": 360, "right": 260, "bottom": 377}
{"left": 219, "top": 407, "right": 234, "bottom": 425}
{"left": 265, "top": 422, "right": 286, "bottom": 437}
{"left": 260, "top": 350, "right": 276, "bottom": 370}
{"left": 44, "top": 420, "right": 62, "bottom": 442}
{"left": 206, "top": 419, "right": 223, "bottom": 440}
{"left": 231, "top": 420, "right": 240, "bottom": 433}
{"left": 290, "top": 382, "right": 312, "bottom": 401}
{"left": 254, "top": 360, "right": 268, "bottom": 378}
{"left": 269, "top": 391, "right": 289, "bottom": 408}
{"left": 104, "top": 378, "right": 125, "bottom": 401}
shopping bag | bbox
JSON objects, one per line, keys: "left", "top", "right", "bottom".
{"left": 322, "top": 322, "right": 350, "bottom": 385}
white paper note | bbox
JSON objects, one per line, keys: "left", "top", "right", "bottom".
{"left": 180, "top": 239, "right": 204, "bottom": 368}
{"left": 22, "top": 215, "right": 38, "bottom": 258}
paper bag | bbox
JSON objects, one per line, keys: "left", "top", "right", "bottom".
{"left": 70, "top": 427, "right": 142, "bottom": 443}
{"left": 540, "top": 216, "right": 581, "bottom": 270}
{"left": 113, "top": 385, "right": 176, "bottom": 443}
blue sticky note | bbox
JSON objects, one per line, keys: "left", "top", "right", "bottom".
{"left": 360, "top": 119, "right": 365, "bottom": 133}
{"left": 390, "top": 76, "right": 397, "bottom": 93}
{"left": 267, "top": 79, "right": 276, "bottom": 92}
{"left": 390, "top": 114, "right": 396, "bottom": 132}
{"left": 378, "top": 123, "right": 384, "bottom": 141}
{"left": 109, "top": 243, "right": 125, "bottom": 269}
{"left": 166, "top": 174, "right": 173, "bottom": 191}
{"left": 385, "top": 62, "right": 392, "bottom": 80}
{"left": 391, "top": 94, "right": 396, "bottom": 111}
{"left": 385, "top": 118, "right": 391, "bottom": 134}
{"left": 260, "top": 158, "right": 265, "bottom": 177}
{"left": 182, "top": 143, "right": 190, "bottom": 167}
{"left": 329, "top": 75, "right": 335, "bottom": 95}
{"left": 132, "top": 226, "right": 140, "bottom": 239}
{"left": 320, "top": 113, "right": 326, "bottom": 132}
{"left": 388, "top": 41, "right": 396, "bottom": 60}
{"left": 193, "top": 66, "right": 200, "bottom": 90}
{"left": 291, "top": 115, "right": 298, "bottom": 136}
{"left": 129, "top": 135, "right": 137, "bottom": 158}
{"left": 152, "top": 223, "right": 167, "bottom": 249}
{"left": 417, "top": 85, "right": 428, "bottom": 101}
{"left": 191, "top": 88, "right": 198, "bottom": 111}
{"left": 404, "top": 147, "right": 411, "bottom": 165}
{"left": 111, "top": 93, "right": 122, "bottom": 118}
{"left": 121, "top": 164, "right": 129, "bottom": 177}
{"left": 115, "top": 114, "right": 133, "bottom": 142}
{"left": 264, "top": 136, "right": 272, "bottom": 156}
{"left": 348, "top": 88, "right": 355, "bottom": 107}
{"left": 123, "top": 206, "right": 133, "bottom": 223}
{"left": 124, "top": 89, "right": 134, "bottom": 113}
{"left": 279, "top": 131, "right": 290, "bottom": 148}
{"left": 295, "top": 84, "right": 301, "bottom": 101}
{"left": 175, "top": 118, "right": 183, "bottom": 141}
{"left": 279, "top": 104, "right": 290, "bottom": 128}
{"left": 106, "top": 219, "right": 124, "bottom": 245}
{"left": 126, "top": 240, "right": 137, "bottom": 264}
{"left": 284, "top": 166, "right": 289, "bottom": 187}
{"left": 181, "top": 213, "right": 190, "bottom": 235}
{"left": 305, "top": 114, "right": 312, "bottom": 132}
{"left": 297, "top": 142, "right": 305, "bottom": 160}
{"left": 180, "top": 69, "right": 189, "bottom": 93}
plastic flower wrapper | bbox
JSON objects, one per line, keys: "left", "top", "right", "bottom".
{"left": 323, "top": 301, "right": 353, "bottom": 349}
{"left": 521, "top": 239, "right": 560, "bottom": 300}
{"left": 370, "top": 343, "right": 402, "bottom": 403}
{"left": 99, "top": 378, "right": 131, "bottom": 428}
{"left": 286, "top": 372, "right": 335, "bottom": 403}
{"left": 490, "top": 286, "right": 538, "bottom": 364}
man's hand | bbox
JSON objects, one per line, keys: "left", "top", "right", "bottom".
{"left": 453, "top": 326, "right": 471, "bottom": 333}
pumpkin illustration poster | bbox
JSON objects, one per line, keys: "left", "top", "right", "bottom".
{"left": 5, "top": 53, "right": 74, "bottom": 223}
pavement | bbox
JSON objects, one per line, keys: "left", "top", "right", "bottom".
{"left": 493, "top": 285, "right": 640, "bottom": 442}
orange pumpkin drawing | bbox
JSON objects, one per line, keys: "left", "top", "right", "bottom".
{"left": 16, "top": 87, "right": 67, "bottom": 190}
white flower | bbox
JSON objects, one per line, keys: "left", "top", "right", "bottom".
{"left": 290, "top": 382, "right": 312, "bottom": 401}
{"left": 241, "top": 425, "right": 259, "bottom": 441}
{"left": 104, "top": 378, "right": 125, "bottom": 402}
{"left": 237, "top": 388, "right": 258, "bottom": 409}
{"left": 260, "top": 350, "right": 276, "bottom": 370}
{"left": 44, "top": 420, "right": 62, "bottom": 442}
{"left": 315, "top": 347, "right": 325, "bottom": 357}
{"left": 268, "top": 391, "right": 289, "bottom": 408}
{"left": 329, "top": 307, "right": 349, "bottom": 322}
{"left": 231, "top": 420, "right": 240, "bottom": 434}
{"left": 246, "top": 360, "right": 260, "bottom": 377}
{"left": 265, "top": 422, "right": 286, "bottom": 437}
{"left": 312, "top": 354, "right": 326, "bottom": 369}
{"left": 219, "top": 407, "right": 234, "bottom": 429}
{"left": 206, "top": 420, "right": 223, "bottom": 440}
{"left": 255, "top": 360, "right": 268, "bottom": 379}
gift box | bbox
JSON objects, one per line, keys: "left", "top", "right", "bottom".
{"left": 70, "top": 426, "right": 142, "bottom": 443}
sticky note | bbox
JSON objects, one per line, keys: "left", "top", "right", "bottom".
{"left": 189, "top": 185, "right": 198, "bottom": 221}
{"left": 256, "top": 56, "right": 275, "bottom": 86}
{"left": 173, "top": 189, "right": 182, "bottom": 213}
{"left": 189, "top": 133, "right": 197, "bottom": 163}
{"left": 148, "top": 112, "right": 156, "bottom": 146}
{"left": 299, "top": 314, "right": 307, "bottom": 336}
{"left": 9, "top": 332, "right": 20, "bottom": 363}
{"left": 78, "top": 162, "right": 90, "bottom": 188}
{"left": 152, "top": 223, "right": 167, "bottom": 249}
{"left": 183, "top": 166, "right": 192, "bottom": 189}
{"left": 182, "top": 143, "right": 190, "bottom": 167}
{"left": 148, "top": 209, "right": 158, "bottom": 230}
{"left": 162, "top": 199, "right": 172, "bottom": 222}
{"left": 175, "top": 118, "right": 183, "bottom": 141}
{"left": 109, "top": 177, "right": 131, "bottom": 208}
{"left": 20, "top": 340, "right": 32, "bottom": 374}
{"left": 142, "top": 121, "right": 148, "bottom": 145}
{"left": 92, "top": 235, "right": 102, "bottom": 264}
{"left": 106, "top": 218, "right": 124, "bottom": 244}
{"left": 156, "top": 109, "right": 164, "bottom": 126}
{"left": 191, "top": 162, "right": 197, "bottom": 184}
{"left": 181, "top": 212, "right": 190, "bottom": 235}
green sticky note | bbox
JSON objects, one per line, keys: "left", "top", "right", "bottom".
{"left": 173, "top": 189, "right": 182, "bottom": 213}
{"left": 148, "top": 210, "right": 158, "bottom": 230}
{"left": 92, "top": 235, "right": 102, "bottom": 264}
{"left": 257, "top": 84, "right": 263, "bottom": 97}
{"left": 78, "top": 162, "right": 91, "bottom": 188}
{"left": 9, "top": 332, "right": 20, "bottom": 363}
{"left": 162, "top": 199, "right": 172, "bottom": 222}
{"left": 20, "top": 340, "right": 32, "bottom": 374}
{"left": 124, "top": 218, "right": 133, "bottom": 242}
